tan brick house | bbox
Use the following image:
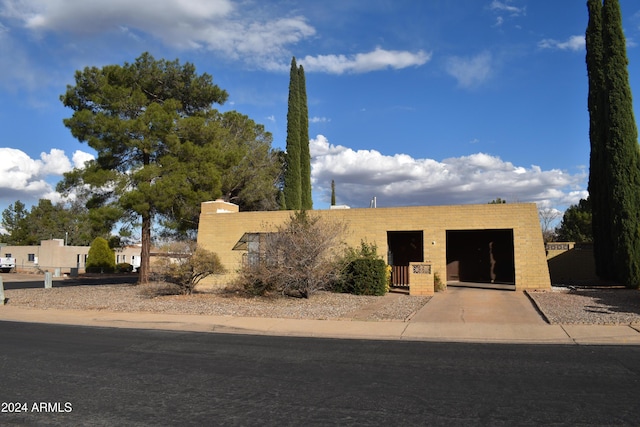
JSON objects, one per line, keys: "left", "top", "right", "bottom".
{"left": 196, "top": 199, "right": 551, "bottom": 295}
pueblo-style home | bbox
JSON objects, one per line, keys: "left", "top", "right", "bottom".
{"left": 196, "top": 199, "right": 551, "bottom": 295}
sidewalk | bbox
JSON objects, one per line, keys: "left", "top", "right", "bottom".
{"left": 1, "top": 286, "right": 640, "bottom": 345}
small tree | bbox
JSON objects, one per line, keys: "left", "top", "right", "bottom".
{"left": 238, "top": 211, "right": 347, "bottom": 298}
{"left": 86, "top": 237, "right": 116, "bottom": 273}
{"left": 153, "top": 241, "right": 225, "bottom": 295}
{"left": 539, "top": 207, "right": 562, "bottom": 242}
{"left": 556, "top": 198, "right": 593, "bottom": 243}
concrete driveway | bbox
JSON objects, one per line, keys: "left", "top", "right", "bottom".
{"left": 411, "top": 285, "right": 547, "bottom": 324}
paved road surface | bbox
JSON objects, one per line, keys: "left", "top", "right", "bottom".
{"left": 1, "top": 321, "right": 639, "bottom": 426}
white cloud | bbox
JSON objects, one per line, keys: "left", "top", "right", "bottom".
{"left": 538, "top": 35, "right": 585, "bottom": 52}
{"left": 1, "top": 1, "right": 433, "bottom": 77}
{"left": 310, "top": 135, "right": 586, "bottom": 211}
{"left": 0, "top": 147, "right": 94, "bottom": 205}
{"left": 488, "top": 0, "right": 525, "bottom": 30}
{"left": 1, "top": 0, "right": 315, "bottom": 68}
{"left": 299, "top": 48, "right": 432, "bottom": 74}
{"left": 489, "top": 0, "right": 526, "bottom": 17}
{"left": 310, "top": 116, "right": 330, "bottom": 124}
{"left": 445, "top": 51, "right": 493, "bottom": 88}
{"left": 5, "top": 0, "right": 233, "bottom": 34}
{"left": 39, "top": 148, "right": 72, "bottom": 175}
{"left": 72, "top": 150, "right": 94, "bottom": 169}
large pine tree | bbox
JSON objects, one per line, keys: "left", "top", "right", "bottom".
{"left": 587, "top": 0, "right": 640, "bottom": 288}
{"left": 283, "top": 57, "right": 302, "bottom": 210}
{"left": 61, "top": 53, "right": 229, "bottom": 284}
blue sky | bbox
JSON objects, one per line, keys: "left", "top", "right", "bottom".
{"left": 1, "top": 0, "right": 640, "bottom": 225}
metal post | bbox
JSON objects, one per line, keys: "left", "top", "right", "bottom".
{"left": 0, "top": 276, "right": 4, "bottom": 305}
{"left": 44, "top": 272, "right": 52, "bottom": 289}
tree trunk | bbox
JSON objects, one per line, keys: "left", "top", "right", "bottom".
{"left": 138, "top": 211, "right": 152, "bottom": 285}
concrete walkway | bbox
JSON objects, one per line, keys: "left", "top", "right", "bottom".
{"left": 1, "top": 286, "right": 640, "bottom": 345}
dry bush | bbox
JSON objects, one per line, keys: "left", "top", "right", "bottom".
{"left": 238, "top": 210, "right": 348, "bottom": 298}
{"left": 152, "top": 241, "right": 226, "bottom": 295}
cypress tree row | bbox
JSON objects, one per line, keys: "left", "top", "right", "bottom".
{"left": 299, "top": 65, "right": 313, "bottom": 210}
{"left": 602, "top": 0, "right": 640, "bottom": 288}
{"left": 283, "top": 57, "right": 302, "bottom": 210}
{"left": 586, "top": 0, "right": 610, "bottom": 279}
{"left": 283, "top": 57, "right": 312, "bottom": 210}
{"left": 586, "top": 0, "right": 640, "bottom": 288}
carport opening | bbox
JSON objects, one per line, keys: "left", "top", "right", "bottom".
{"left": 446, "top": 229, "right": 515, "bottom": 285}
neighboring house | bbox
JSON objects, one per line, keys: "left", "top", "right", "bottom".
{"left": 0, "top": 239, "right": 141, "bottom": 275}
{"left": 196, "top": 199, "right": 551, "bottom": 295}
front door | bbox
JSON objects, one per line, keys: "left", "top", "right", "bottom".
{"left": 387, "top": 231, "right": 424, "bottom": 287}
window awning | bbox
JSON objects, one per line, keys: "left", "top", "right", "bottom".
{"left": 232, "top": 233, "right": 260, "bottom": 251}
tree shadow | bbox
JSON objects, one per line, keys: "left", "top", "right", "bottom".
{"left": 569, "top": 287, "right": 640, "bottom": 316}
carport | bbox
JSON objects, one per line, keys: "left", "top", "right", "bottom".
{"left": 446, "top": 229, "right": 515, "bottom": 288}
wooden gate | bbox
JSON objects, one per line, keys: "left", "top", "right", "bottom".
{"left": 391, "top": 265, "right": 410, "bottom": 287}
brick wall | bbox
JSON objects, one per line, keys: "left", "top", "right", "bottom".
{"left": 546, "top": 242, "right": 598, "bottom": 284}
{"left": 197, "top": 201, "right": 551, "bottom": 291}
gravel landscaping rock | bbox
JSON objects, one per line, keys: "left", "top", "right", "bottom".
{"left": 528, "top": 286, "right": 640, "bottom": 325}
{"left": 2, "top": 283, "right": 430, "bottom": 322}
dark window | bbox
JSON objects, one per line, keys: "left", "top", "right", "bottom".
{"left": 28, "top": 253, "right": 36, "bottom": 262}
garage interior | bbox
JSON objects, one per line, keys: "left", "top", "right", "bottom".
{"left": 446, "top": 229, "right": 515, "bottom": 287}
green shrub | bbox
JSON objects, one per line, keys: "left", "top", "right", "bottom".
{"left": 334, "top": 240, "right": 389, "bottom": 295}
{"left": 342, "top": 258, "right": 387, "bottom": 296}
{"left": 86, "top": 237, "right": 116, "bottom": 273}
{"left": 434, "top": 271, "right": 446, "bottom": 292}
{"left": 116, "top": 262, "right": 133, "bottom": 273}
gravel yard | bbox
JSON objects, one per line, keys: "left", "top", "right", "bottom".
{"left": 2, "top": 282, "right": 430, "bottom": 321}
{"left": 527, "top": 286, "right": 640, "bottom": 325}
{"left": 3, "top": 275, "right": 640, "bottom": 325}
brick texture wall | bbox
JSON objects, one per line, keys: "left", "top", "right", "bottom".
{"left": 197, "top": 200, "right": 551, "bottom": 291}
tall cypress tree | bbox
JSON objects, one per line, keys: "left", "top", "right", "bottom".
{"left": 586, "top": 0, "right": 610, "bottom": 278}
{"left": 298, "top": 65, "right": 313, "bottom": 210}
{"left": 602, "top": 0, "right": 640, "bottom": 288}
{"left": 331, "top": 179, "right": 336, "bottom": 206}
{"left": 283, "top": 57, "right": 302, "bottom": 210}
{"left": 587, "top": 0, "right": 640, "bottom": 288}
